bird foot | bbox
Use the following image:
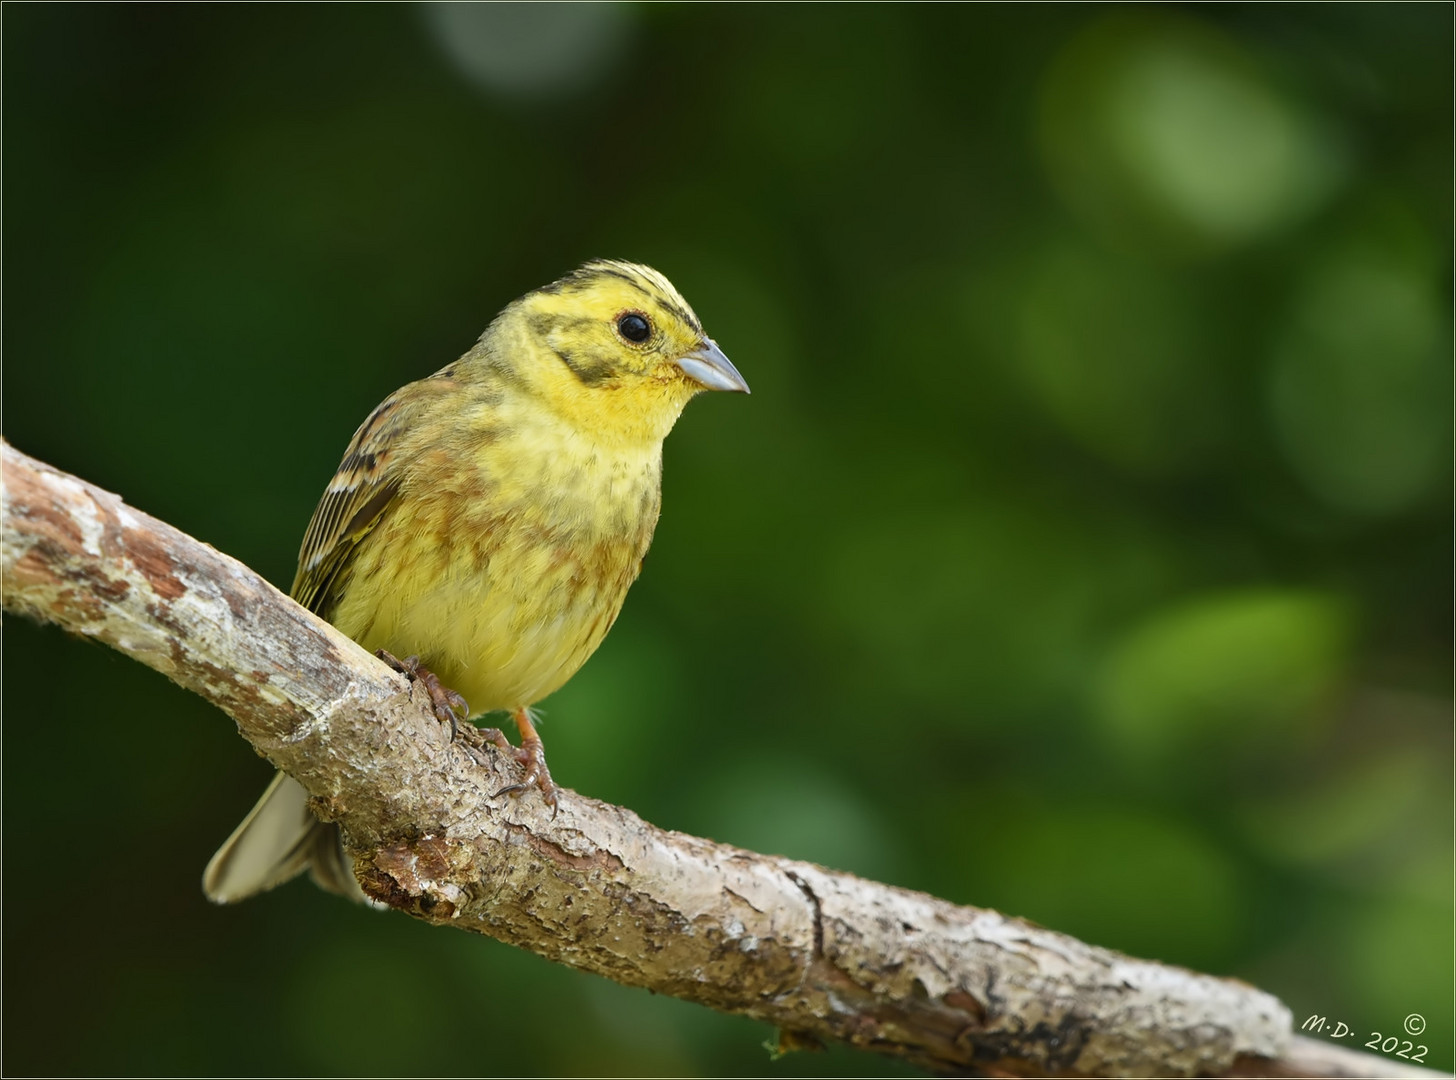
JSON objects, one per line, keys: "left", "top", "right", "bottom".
{"left": 493, "top": 736, "right": 558, "bottom": 811}
{"left": 376, "top": 649, "right": 469, "bottom": 739}
{"left": 375, "top": 658, "right": 556, "bottom": 814}
{"left": 480, "top": 708, "right": 559, "bottom": 815}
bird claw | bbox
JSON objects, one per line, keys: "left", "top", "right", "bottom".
{"left": 376, "top": 649, "right": 470, "bottom": 738}
{"left": 473, "top": 726, "right": 514, "bottom": 754}
{"left": 491, "top": 733, "right": 559, "bottom": 818}
{"left": 465, "top": 727, "right": 557, "bottom": 816}
{"left": 374, "top": 656, "right": 557, "bottom": 816}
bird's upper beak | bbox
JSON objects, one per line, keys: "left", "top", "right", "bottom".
{"left": 675, "top": 338, "right": 750, "bottom": 394}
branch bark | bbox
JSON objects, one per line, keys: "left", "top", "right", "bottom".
{"left": 1, "top": 440, "right": 1439, "bottom": 1079}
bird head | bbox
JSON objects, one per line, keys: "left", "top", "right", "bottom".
{"left": 491, "top": 260, "right": 748, "bottom": 447}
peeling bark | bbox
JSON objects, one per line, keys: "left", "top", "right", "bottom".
{"left": 1, "top": 441, "right": 1440, "bottom": 1079}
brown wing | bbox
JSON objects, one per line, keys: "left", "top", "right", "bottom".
{"left": 290, "top": 390, "right": 415, "bottom": 618}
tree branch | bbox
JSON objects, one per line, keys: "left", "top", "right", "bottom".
{"left": 1, "top": 441, "right": 1439, "bottom": 1079}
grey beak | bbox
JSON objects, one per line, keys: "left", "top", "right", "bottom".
{"left": 675, "top": 338, "right": 750, "bottom": 394}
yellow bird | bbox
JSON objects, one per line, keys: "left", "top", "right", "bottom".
{"left": 203, "top": 260, "right": 748, "bottom": 903}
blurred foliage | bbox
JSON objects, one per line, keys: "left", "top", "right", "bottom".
{"left": 4, "top": 4, "right": 1450, "bottom": 1076}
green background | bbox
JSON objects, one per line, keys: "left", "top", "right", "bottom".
{"left": 5, "top": 4, "right": 1451, "bottom": 1075}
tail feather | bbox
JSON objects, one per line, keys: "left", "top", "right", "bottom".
{"left": 303, "top": 810, "right": 369, "bottom": 901}
{"left": 203, "top": 772, "right": 368, "bottom": 905}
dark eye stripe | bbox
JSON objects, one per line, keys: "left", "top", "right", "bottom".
{"left": 655, "top": 298, "right": 700, "bottom": 335}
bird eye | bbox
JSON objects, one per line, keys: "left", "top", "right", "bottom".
{"left": 617, "top": 312, "right": 651, "bottom": 344}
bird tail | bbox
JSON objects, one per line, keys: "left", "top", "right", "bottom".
{"left": 203, "top": 771, "right": 368, "bottom": 904}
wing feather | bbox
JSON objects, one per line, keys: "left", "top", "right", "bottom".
{"left": 290, "top": 390, "right": 416, "bottom": 616}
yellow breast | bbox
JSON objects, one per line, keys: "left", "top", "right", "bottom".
{"left": 327, "top": 404, "right": 663, "bottom": 714}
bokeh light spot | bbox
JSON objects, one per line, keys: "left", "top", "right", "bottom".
{"left": 422, "top": 2, "right": 631, "bottom": 99}
{"left": 1012, "top": 240, "right": 1216, "bottom": 472}
{"left": 688, "top": 759, "right": 903, "bottom": 883}
{"left": 1094, "top": 588, "right": 1351, "bottom": 763}
{"left": 1239, "top": 749, "right": 1435, "bottom": 866}
{"left": 1041, "top": 13, "right": 1347, "bottom": 255}
{"left": 1267, "top": 219, "right": 1450, "bottom": 516}
{"left": 956, "top": 796, "right": 1247, "bottom": 969}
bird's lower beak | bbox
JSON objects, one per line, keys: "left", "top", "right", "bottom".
{"left": 675, "top": 339, "right": 750, "bottom": 394}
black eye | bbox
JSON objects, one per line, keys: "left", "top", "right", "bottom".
{"left": 617, "top": 312, "right": 651, "bottom": 343}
